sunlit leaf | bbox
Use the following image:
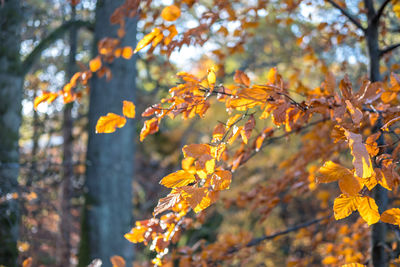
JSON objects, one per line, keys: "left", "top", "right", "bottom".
{"left": 122, "top": 100, "right": 136, "bottom": 118}
{"left": 34, "top": 91, "right": 59, "bottom": 110}
{"left": 380, "top": 208, "right": 400, "bottom": 225}
{"left": 161, "top": 5, "right": 181, "bottom": 21}
{"left": 357, "top": 196, "right": 380, "bottom": 225}
{"left": 344, "top": 130, "right": 374, "bottom": 179}
{"left": 160, "top": 170, "right": 196, "bottom": 188}
{"left": 95, "top": 113, "right": 126, "bottom": 133}
{"left": 333, "top": 194, "right": 360, "bottom": 220}
{"left": 89, "top": 56, "right": 102, "bottom": 72}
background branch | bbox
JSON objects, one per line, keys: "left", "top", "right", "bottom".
{"left": 380, "top": 43, "right": 400, "bottom": 57}
{"left": 326, "top": 0, "right": 365, "bottom": 32}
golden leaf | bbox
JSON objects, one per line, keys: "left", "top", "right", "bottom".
{"left": 89, "top": 56, "right": 102, "bottom": 72}
{"left": 183, "top": 144, "right": 211, "bottom": 158}
{"left": 95, "top": 113, "right": 126, "bottom": 133}
{"left": 333, "top": 194, "right": 360, "bottom": 220}
{"left": 234, "top": 70, "right": 250, "bottom": 87}
{"left": 341, "top": 264, "right": 366, "bottom": 267}
{"left": 124, "top": 223, "right": 148, "bottom": 243}
{"left": 380, "top": 208, "right": 400, "bottom": 225}
{"left": 122, "top": 100, "right": 136, "bottom": 118}
{"left": 179, "top": 186, "right": 216, "bottom": 213}
{"left": 140, "top": 118, "right": 159, "bottom": 141}
{"left": 161, "top": 5, "right": 181, "bottom": 21}
{"left": 160, "top": 170, "right": 196, "bottom": 188}
{"left": 212, "top": 170, "right": 232, "bottom": 191}
{"left": 121, "top": 47, "right": 133, "bottom": 59}
{"left": 34, "top": 91, "right": 59, "bottom": 110}
{"left": 134, "top": 28, "right": 161, "bottom": 54}
{"left": 110, "top": 255, "right": 126, "bottom": 267}
{"left": 357, "top": 196, "right": 380, "bottom": 225}
{"left": 317, "top": 161, "right": 350, "bottom": 183}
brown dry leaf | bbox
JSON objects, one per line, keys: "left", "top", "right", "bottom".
{"left": 344, "top": 130, "right": 374, "bottom": 179}
{"left": 96, "top": 113, "right": 126, "bottom": 133}
{"left": 179, "top": 186, "right": 216, "bottom": 213}
{"left": 110, "top": 255, "right": 126, "bottom": 267}
{"left": 122, "top": 100, "right": 136, "bottom": 118}
{"left": 212, "top": 170, "right": 232, "bottom": 190}
{"left": 183, "top": 144, "right": 211, "bottom": 158}
{"left": 345, "top": 100, "right": 363, "bottom": 124}
{"left": 365, "top": 132, "right": 381, "bottom": 156}
{"left": 160, "top": 170, "right": 196, "bottom": 188}
{"left": 212, "top": 123, "right": 225, "bottom": 142}
{"left": 161, "top": 5, "right": 181, "bottom": 21}
{"left": 153, "top": 192, "right": 181, "bottom": 216}
{"left": 234, "top": 70, "right": 250, "bottom": 87}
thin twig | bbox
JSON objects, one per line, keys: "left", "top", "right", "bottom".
{"left": 373, "top": 0, "right": 391, "bottom": 23}
{"left": 326, "top": 0, "right": 366, "bottom": 32}
{"left": 380, "top": 43, "right": 400, "bottom": 57}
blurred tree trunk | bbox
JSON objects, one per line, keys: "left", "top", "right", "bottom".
{"left": 0, "top": 1, "right": 23, "bottom": 266}
{"left": 79, "top": 0, "right": 136, "bottom": 266}
{"left": 58, "top": 5, "right": 78, "bottom": 267}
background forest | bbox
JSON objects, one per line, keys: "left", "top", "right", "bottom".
{"left": 1, "top": 0, "right": 400, "bottom": 266}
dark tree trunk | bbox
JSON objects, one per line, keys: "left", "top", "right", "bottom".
{"left": 364, "top": 1, "right": 388, "bottom": 266}
{"left": 0, "top": 1, "right": 23, "bottom": 266}
{"left": 58, "top": 6, "right": 78, "bottom": 267}
{"left": 79, "top": 0, "right": 136, "bottom": 266}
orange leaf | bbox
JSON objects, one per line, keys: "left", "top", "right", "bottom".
{"left": 124, "top": 222, "right": 148, "bottom": 243}
{"left": 160, "top": 170, "right": 196, "bottom": 188}
{"left": 89, "top": 56, "right": 102, "bottom": 72}
{"left": 121, "top": 47, "right": 133, "bottom": 59}
{"left": 154, "top": 192, "right": 181, "bottom": 216}
{"left": 317, "top": 161, "right": 350, "bottom": 183}
{"left": 140, "top": 118, "right": 159, "bottom": 141}
{"left": 212, "top": 123, "right": 225, "bottom": 142}
{"left": 110, "top": 255, "right": 126, "bottom": 267}
{"left": 122, "top": 100, "right": 136, "bottom": 118}
{"left": 23, "top": 257, "right": 32, "bottom": 267}
{"left": 345, "top": 100, "right": 363, "bottom": 124}
{"left": 212, "top": 170, "right": 232, "bottom": 190}
{"left": 161, "top": 5, "right": 181, "bottom": 21}
{"left": 341, "top": 264, "right": 366, "bottom": 267}
{"left": 95, "top": 113, "right": 126, "bottom": 133}
{"left": 179, "top": 186, "right": 216, "bottom": 213}
{"left": 381, "top": 208, "right": 400, "bottom": 225}
{"left": 34, "top": 91, "right": 59, "bottom": 110}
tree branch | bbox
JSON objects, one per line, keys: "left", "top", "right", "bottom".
{"left": 380, "top": 43, "right": 400, "bottom": 57}
{"left": 326, "top": 0, "right": 366, "bottom": 32}
{"left": 227, "top": 215, "right": 331, "bottom": 254}
{"left": 373, "top": 0, "right": 391, "bottom": 23}
{"left": 21, "top": 20, "right": 94, "bottom": 75}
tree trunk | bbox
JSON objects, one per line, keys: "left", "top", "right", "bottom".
{"left": 364, "top": 1, "right": 388, "bottom": 266}
{"left": 79, "top": 0, "right": 136, "bottom": 266}
{"left": 58, "top": 6, "right": 78, "bottom": 267}
{"left": 0, "top": 1, "right": 23, "bottom": 266}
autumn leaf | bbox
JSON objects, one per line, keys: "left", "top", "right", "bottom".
{"left": 140, "top": 118, "right": 159, "bottom": 141}
{"left": 179, "top": 186, "right": 216, "bottom": 213}
{"left": 122, "top": 100, "right": 136, "bottom": 118}
{"left": 34, "top": 91, "right": 59, "bottom": 110}
{"left": 212, "top": 123, "right": 225, "bottom": 142}
{"left": 110, "top": 255, "right": 126, "bottom": 267}
{"left": 380, "top": 208, "right": 400, "bottom": 225}
{"left": 89, "top": 56, "right": 102, "bottom": 72}
{"left": 153, "top": 192, "right": 181, "bottom": 216}
{"left": 212, "top": 170, "right": 232, "bottom": 190}
{"left": 134, "top": 28, "right": 161, "bottom": 54}
{"left": 357, "top": 196, "right": 380, "bottom": 225}
{"left": 207, "top": 66, "right": 217, "bottom": 90}
{"left": 121, "top": 47, "right": 133, "bottom": 59}
{"left": 322, "top": 256, "right": 338, "bottom": 265}
{"left": 317, "top": 161, "right": 350, "bottom": 183}
{"left": 22, "top": 257, "right": 33, "bottom": 267}
{"left": 345, "top": 100, "right": 363, "bottom": 124}
{"left": 124, "top": 223, "right": 148, "bottom": 243}
{"left": 234, "top": 70, "right": 250, "bottom": 86}
{"left": 341, "top": 264, "right": 366, "bottom": 267}
{"left": 160, "top": 170, "right": 196, "bottom": 188}
{"left": 365, "top": 132, "right": 381, "bottom": 156}
{"left": 344, "top": 130, "right": 374, "bottom": 179}
{"left": 161, "top": 5, "right": 181, "bottom": 21}
{"left": 96, "top": 113, "right": 127, "bottom": 133}
{"left": 183, "top": 144, "right": 211, "bottom": 158}
{"left": 333, "top": 194, "right": 360, "bottom": 220}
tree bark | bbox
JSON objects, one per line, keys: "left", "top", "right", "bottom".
{"left": 0, "top": 1, "right": 23, "bottom": 266}
{"left": 364, "top": 0, "right": 388, "bottom": 266}
{"left": 58, "top": 6, "right": 78, "bottom": 267}
{"left": 79, "top": 0, "right": 136, "bottom": 266}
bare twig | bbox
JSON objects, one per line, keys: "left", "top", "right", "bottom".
{"left": 380, "top": 43, "right": 400, "bottom": 57}
{"left": 326, "top": 0, "right": 366, "bottom": 32}
{"left": 373, "top": 0, "right": 391, "bottom": 23}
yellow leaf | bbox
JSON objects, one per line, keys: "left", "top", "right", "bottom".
{"left": 341, "top": 264, "right": 366, "bottom": 267}
{"left": 161, "top": 5, "right": 181, "bottom": 21}
{"left": 160, "top": 170, "right": 196, "bottom": 188}
{"left": 338, "top": 174, "right": 362, "bottom": 196}
{"left": 357, "top": 196, "right": 380, "bottom": 225}
{"left": 89, "top": 56, "right": 102, "bottom": 72}
{"left": 22, "top": 257, "right": 32, "bottom": 267}
{"left": 122, "top": 100, "right": 136, "bottom": 118}
{"left": 207, "top": 66, "right": 217, "bottom": 87}
{"left": 140, "top": 118, "right": 159, "bottom": 141}
{"left": 121, "top": 47, "right": 133, "bottom": 59}
{"left": 95, "top": 113, "right": 127, "bottom": 133}
{"left": 134, "top": 28, "right": 161, "bottom": 54}
{"left": 381, "top": 208, "right": 400, "bottom": 225}
{"left": 110, "top": 255, "right": 126, "bottom": 267}
{"left": 124, "top": 223, "right": 148, "bottom": 243}
{"left": 344, "top": 130, "right": 374, "bottom": 179}
{"left": 333, "top": 194, "right": 360, "bottom": 220}
{"left": 322, "top": 256, "right": 338, "bottom": 265}
{"left": 34, "top": 91, "right": 59, "bottom": 110}
{"left": 317, "top": 161, "right": 351, "bottom": 183}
